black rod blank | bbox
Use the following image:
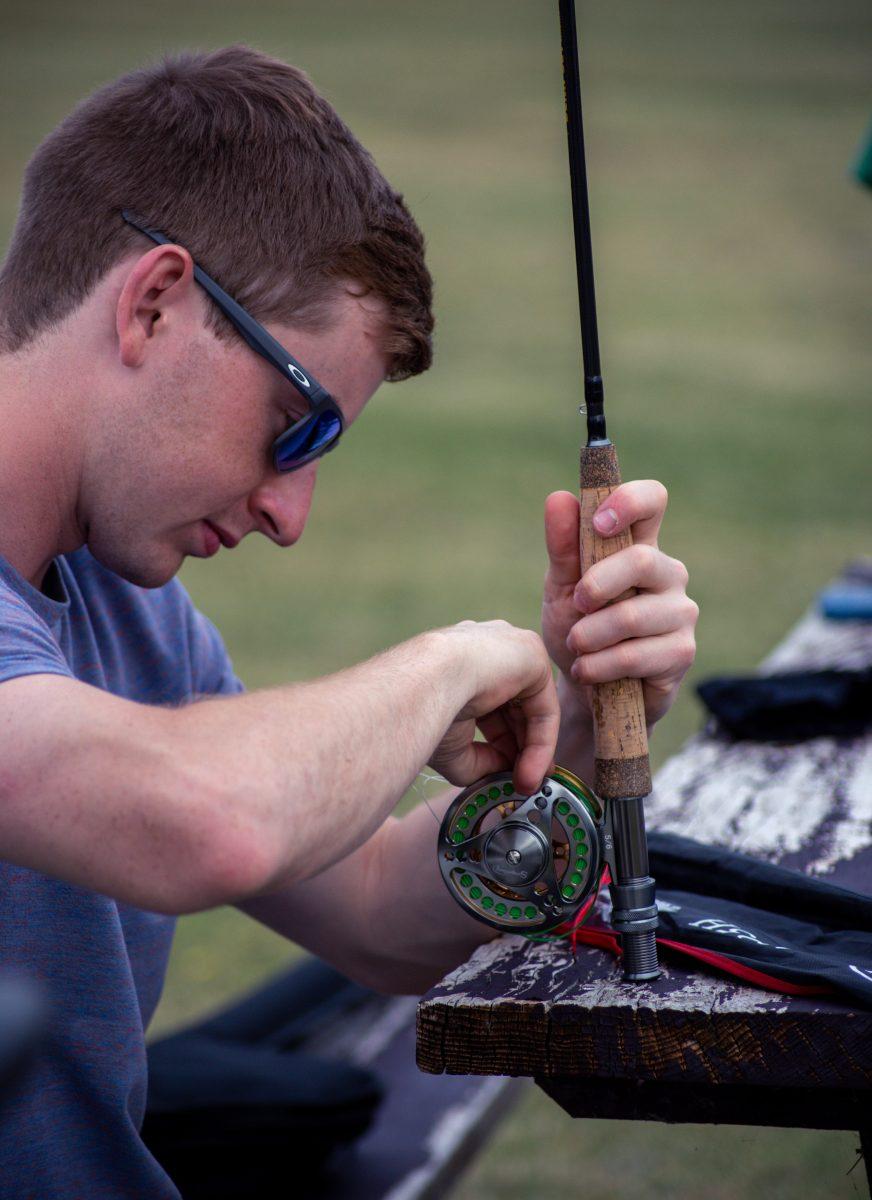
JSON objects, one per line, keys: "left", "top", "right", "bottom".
{"left": 558, "top": 0, "right": 607, "bottom": 445}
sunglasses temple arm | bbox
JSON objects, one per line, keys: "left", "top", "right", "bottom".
{"left": 189, "top": 266, "right": 334, "bottom": 409}
{"left": 121, "top": 210, "right": 332, "bottom": 409}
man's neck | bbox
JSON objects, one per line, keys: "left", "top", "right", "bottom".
{"left": 0, "top": 334, "right": 87, "bottom": 589}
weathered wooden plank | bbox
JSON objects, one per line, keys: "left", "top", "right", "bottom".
{"left": 416, "top": 938, "right": 871, "bottom": 1083}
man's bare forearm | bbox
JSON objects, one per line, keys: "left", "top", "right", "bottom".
{"left": 1, "top": 631, "right": 473, "bottom": 915}
{"left": 1, "top": 620, "right": 559, "bottom": 915}
{"left": 170, "top": 630, "right": 475, "bottom": 898}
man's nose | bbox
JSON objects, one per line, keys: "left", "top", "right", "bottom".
{"left": 248, "top": 461, "right": 319, "bottom": 547}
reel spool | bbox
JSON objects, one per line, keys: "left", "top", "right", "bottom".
{"left": 438, "top": 767, "right": 604, "bottom": 934}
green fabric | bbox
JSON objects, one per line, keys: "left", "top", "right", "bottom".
{"left": 851, "top": 119, "right": 872, "bottom": 189}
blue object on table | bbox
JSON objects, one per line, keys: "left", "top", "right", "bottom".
{"left": 819, "top": 583, "right": 872, "bottom": 621}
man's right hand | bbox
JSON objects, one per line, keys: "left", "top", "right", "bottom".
{"left": 427, "top": 620, "right": 558, "bottom": 796}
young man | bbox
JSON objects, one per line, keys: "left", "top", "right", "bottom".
{"left": 0, "top": 47, "right": 697, "bottom": 1196}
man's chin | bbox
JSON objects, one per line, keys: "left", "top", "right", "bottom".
{"left": 86, "top": 540, "right": 184, "bottom": 589}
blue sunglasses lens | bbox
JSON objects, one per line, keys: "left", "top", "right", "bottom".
{"left": 274, "top": 410, "right": 342, "bottom": 471}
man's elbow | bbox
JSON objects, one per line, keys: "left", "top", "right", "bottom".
{"left": 128, "top": 761, "right": 278, "bottom": 915}
{"left": 189, "top": 820, "right": 277, "bottom": 912}
{"left": 165, "top": 830, "right": 274, "bottom": 914}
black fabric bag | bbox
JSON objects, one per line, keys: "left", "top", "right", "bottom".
{"left": 697, "top": 668, "right": 872, "bottom": 741}
{"left": 143, "top": 958, "right": 384, "bottom": 1199}
{"left": 576, "top": 833, "right": 872, "bottom": 1008}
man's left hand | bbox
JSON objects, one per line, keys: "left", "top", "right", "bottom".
{"left": 542, "top": 481, "right": 698, "bottom": 731}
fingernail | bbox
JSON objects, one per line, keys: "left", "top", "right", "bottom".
{"left": 593, "top": 507, "right": 618, "bottom": 534}
{"left": 573, "top": 586, "right": 589, "bottom": 612}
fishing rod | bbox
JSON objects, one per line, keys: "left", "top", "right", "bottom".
{"left": 558, "top": 0, "right": 660, "bottom": 981}
{"left": 437, "top": 0, "right": 660, "bottom": 983}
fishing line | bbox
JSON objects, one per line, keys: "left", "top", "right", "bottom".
{"left": 410, "top": 770, "right": 449, "bottom": 826}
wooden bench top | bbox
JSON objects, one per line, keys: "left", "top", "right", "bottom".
{"left": 416, "top": 598, "right": 872, "bottom": 1131}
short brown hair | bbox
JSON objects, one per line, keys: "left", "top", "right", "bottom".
{"left": 0, "top": 45, "right": 433, "bottom": 380}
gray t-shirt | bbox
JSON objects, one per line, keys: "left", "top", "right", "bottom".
{"left": 0, "top": 547, "right": 242, "bottom": 1197}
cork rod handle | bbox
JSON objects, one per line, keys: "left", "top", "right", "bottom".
{"left": 579, "top": 442, "right": 652, "bottom": 802}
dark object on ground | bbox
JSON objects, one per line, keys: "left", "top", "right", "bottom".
{"left": 144, "top": 959, "right": 383, "bottom": 1199}
{"left": 697, "top": 668, "right": 872, "bottom": 741}
{"left": 145, "top": 957, "right": 521, "bottom": 1200}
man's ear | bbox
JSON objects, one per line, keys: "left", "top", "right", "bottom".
{"left": 115, "top": 244, "right": 197, "bottom": 369}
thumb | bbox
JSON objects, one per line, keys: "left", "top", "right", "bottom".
{"left": 544, "top": 491, "right": 580, "bottom": 590}
{"left": 430, "top": 720, "right": 510, "bottom": 786}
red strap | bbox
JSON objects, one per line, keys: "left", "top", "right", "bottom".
{"left": 655, "top": 937, "right": 830, "bottom": 997}
{"left": 569, "top": 925, "right": 831, "bottom": 997}
{"left": 559, "top": 866, "right": 830, "bottom": 997}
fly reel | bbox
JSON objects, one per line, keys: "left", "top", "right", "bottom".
{"left": 438, "top": 766, "right": 606, "bottom": 934}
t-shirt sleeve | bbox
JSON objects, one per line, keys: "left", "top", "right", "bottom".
{"left": 186, "top": 608, "right": 245, "bottom": 697}
{"left": 0, "top": 590, "right": 73, "bottom": 686}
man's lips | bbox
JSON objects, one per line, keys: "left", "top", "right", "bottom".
{"left": 203, "top": 520, "right": 240, "bottom": 553}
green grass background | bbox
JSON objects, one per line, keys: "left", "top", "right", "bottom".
{"left": 1, "top": 0, "right": 870, "bottom": 1194}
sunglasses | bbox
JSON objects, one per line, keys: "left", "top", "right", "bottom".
{"left": 121, "top": 211, "right": 345, "bottom": 473}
